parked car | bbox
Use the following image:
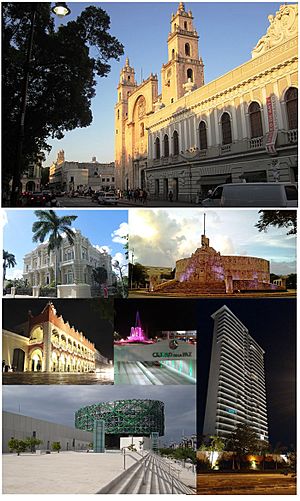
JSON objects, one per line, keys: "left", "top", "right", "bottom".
{"left": 98, "top": 192, "right": 118, "bottom": 205}
{"left": 201, "top": 182, "right": 298, "bottom": 208}
{"left": 25, "top": 192, "right": 48, "bottom": 206}
{"left": 24, "top": 192, "right": 58, "bottom": 207}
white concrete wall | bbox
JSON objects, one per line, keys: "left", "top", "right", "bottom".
{"left": 3, "top": 411, "right": 93, "bottom": 453}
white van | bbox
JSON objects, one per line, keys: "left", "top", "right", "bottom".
{"left": 201, "top": 183, "right": 298, "bottom": 207}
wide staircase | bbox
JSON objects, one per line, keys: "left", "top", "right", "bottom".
{"left": 154, "top": 279, "right": 226, "bottom": 295}
{"left": 97, "top": 452, "right": 195, "bottom": 494}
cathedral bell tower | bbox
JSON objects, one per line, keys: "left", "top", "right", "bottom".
{"left": 115, "top": 57, "right": 137, "bottom": 189}
{"left": 161, "top": 2, "right": 204, "bottom": 104}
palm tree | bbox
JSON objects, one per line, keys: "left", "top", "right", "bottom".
{"left": 32, "top": 210, "right": 77, "bottom": 287}
{"left": 3, "top": 250, "right": 17, "bottom": 284}
{"left": 209, "top": 435, "right": 225, "bottom": 468}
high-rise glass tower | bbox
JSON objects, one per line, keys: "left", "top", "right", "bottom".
{"left": 203, "top": 305, "right": 268, "bottom": 442}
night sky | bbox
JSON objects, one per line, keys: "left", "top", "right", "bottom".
{"left": 2, "top": 299, "right": 114, "bottom": 359}
{"left": 197, "top": 298, "right": 296, "bottom": 449}
{"left": 114, "top": 299, "right": 198, "bottom": 339}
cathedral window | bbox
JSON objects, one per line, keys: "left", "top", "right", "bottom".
{"left": 155, "top": 137, "right": 160, "bottom": 159}
{"left": 187, "top": 68, "right": 193, "bottom": 81}
{"left": 163, "top": 134, "right": 169, "bottom": 157}
{"left": 285, "top": 87, "right": 298, "bottom": 130}
{"left": 117, "top": 110, "right": 120, "bottom": 119}
{"left": 128, "top": 75, "right": 130, "bottom": 81}
{"left": 199, "top": 121, "right": 208, "bottom": 150}
{"left": 172, "top": 49, "right": 175, "bottom": 59}
{"left": 173, "top": 130, "right": 179, "bottom": 155}
{"left": 221, "top": 112, "right": 232, "bottom": 145}
{"left": 184, "top": 21, "right": 187, "bottom": 29}
{"left": 249, "top": 102, "right": 263, "bottom": 138}
{"left": 185, "top": 43, "right": 190, "bottom": 56}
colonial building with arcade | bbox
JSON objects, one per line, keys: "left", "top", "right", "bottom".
{"left": 115, "top": 3, "right": 298, "bottom": 200}
{"left": 3, "top": 302, "right": 97, "bottom": 373}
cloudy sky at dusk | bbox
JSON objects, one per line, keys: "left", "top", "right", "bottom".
{"left": 2, "top": 385, "right": 196, "bottom": 444}
{"left": 129, "top": 209, "right": 296, "bottom": 275}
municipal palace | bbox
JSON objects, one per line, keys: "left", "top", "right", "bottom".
{"left": 3, "top": 302, "right": 108, "bottom": 373}
{"left": 114, "top": 3, "right": 298, "bottom": 200}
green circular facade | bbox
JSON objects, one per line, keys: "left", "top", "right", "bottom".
{"left": 75, "top": 399, "right": 164, "bottom": 436}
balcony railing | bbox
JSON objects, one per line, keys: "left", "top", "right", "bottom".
{"left": 287, "top": 129, "right": 298, "bottom": 144}
{"left": 220, "top": 144, "right": 231, "bottom": 154}
{"left": 249, "top": 136, "right": 264, "bottom": 149}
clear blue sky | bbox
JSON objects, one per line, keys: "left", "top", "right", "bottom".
{"left": 45, "top": 1, "right": 283, "bottom": 166}
{"left": 3, "top": 209, "right": 128, "bottom": 279}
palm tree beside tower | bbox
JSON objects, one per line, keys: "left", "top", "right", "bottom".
{"left": 32, "top": 210, "right": 77, "bottom": 288}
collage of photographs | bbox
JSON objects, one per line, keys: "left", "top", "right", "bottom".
{"left": 1, "top": 0, "right": 297, "bottom": 496}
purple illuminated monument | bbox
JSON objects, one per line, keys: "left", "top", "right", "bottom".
{"left": 115, "top": 311, "right": 154, "bottom": 345}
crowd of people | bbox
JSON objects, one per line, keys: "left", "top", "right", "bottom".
{"left": 118, "top": 188, "right": 149, "bottom": 204}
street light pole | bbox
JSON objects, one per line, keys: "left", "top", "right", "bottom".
{"left": 130, "top": 248, "right": 134, "bottom": 290}
{"left": 179, "top": 148, "right": 198, "bottom": 204}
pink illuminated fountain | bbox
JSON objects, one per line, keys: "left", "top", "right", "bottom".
{"left": 115, "top": 311, "right": 154, "bottom": 345}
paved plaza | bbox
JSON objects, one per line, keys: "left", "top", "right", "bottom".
{"left": 3, "top": 451, "right": 196, "bottom": 494}
{"left": 3, "top": 367, "right": 114, "bottom": 385}
{"left": 3, "top": 451, "right": 138, "bottom": 494}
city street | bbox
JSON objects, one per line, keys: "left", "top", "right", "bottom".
{"left": 57, "top": 196, "right": 198, "bottom": 208}
{"left": 197, "top": 473, "right": 297, "bottom": 495}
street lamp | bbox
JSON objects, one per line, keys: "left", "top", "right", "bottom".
{"left": 10, "top": 3, "right": 71, "bottom": 206}
{"left": 179, "top": 147, "right": 199, "bottom": 204}
{"left": 130, "top": 248, "right": 134, "bottom": 290}
{"left": 51, "top": 2, "right": 71, "bottom": 17}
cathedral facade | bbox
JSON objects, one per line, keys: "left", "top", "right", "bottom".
{"left": 114, "top": 3, "right": 298, "bottom": 201}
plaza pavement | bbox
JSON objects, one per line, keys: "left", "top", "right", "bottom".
{"left": 3, "top": 450, "right": 138, "bottom": 494}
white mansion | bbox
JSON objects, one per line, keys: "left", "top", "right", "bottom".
{"left": 23, "top": 230, "right": 113, "bottom": 298}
